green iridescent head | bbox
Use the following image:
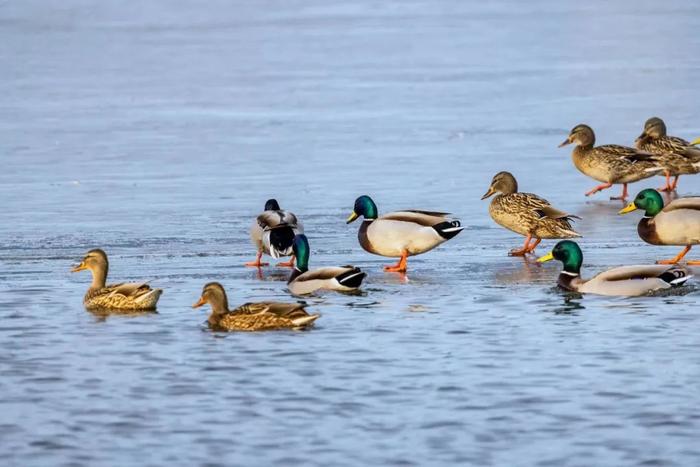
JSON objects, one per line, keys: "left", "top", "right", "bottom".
{"left": 620, "top": 189, "right": 664, "bottom": 217}
{"left": 537, "top": 240, "right": 583, "bottom": 274}
{"left": 346, "top": 195, "right": 378, "bottom": 223}
{"left": 292, "top": 234, "right": 310, "bottom": 271}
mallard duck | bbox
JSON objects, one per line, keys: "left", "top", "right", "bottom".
{"left": 287, "top": 234, "right": 366, "bottom": 295}
{"left": 537, "top": 240, "right": 692, "bottom": 296}
{"left": 635, "top": 117, "right": 700, "bottom": 192}
{"left": 346, "top": 195, "right": 464, "bottom": 272}
{"left": 71, "top": 249, "right": 162, "bottom": 311}
{"left": 619, "top": 188, "right": 700, "bottom": 265}
{"left": 246, "top": 199, "right": 303, "bottom": 268}
{"left": 559, "top": 124, "right": 663, "bottom": 200}
{"left": 192, "top": 282, "right": 319, "bottom": 331}
{"left": 482, "top": 171, "right": 581, "bottom": 256}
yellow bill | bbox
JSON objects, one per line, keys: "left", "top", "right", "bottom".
{"left": 690, "top": 137, "right": 700, "bottom": 146}
{"left": 71, "top": 262, "right": 86, "bottom": 272}
{"left": 346, "top": 211, "right": 359, "bottom": 224}
{"left": 536, "top": 252, "right": 554, "bottom": 263}
{"left": 618, "top": 203, "right": 638, "bottom": 215}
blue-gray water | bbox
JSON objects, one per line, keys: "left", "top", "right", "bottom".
{"left": 2, "top": 1, "right": 700, "bottom": 465}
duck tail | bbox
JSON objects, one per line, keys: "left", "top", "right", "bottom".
{"left": 561, "top": 228, "right": 582, "bottom": 238}
{"left": 268, "top": 226, "right": 295, "bottom": 258}
{"left": 433, "top": 220, "right": 465, "bottom": 240}
{"left": 658, "top": 266, "right": 692, "bottom": 286}
{"left": 134, "top": 288, "right": 163, "bottom": 307}
{"left": 336, "top": 268, "right": 366, "bottom": 289}
{"left": 292, "top": 314, "right": 320, "bottom": 328}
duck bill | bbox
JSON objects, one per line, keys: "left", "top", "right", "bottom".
{"left": 634, "top": 132, "right": 646, "bottom": 144}
{"left": 690, "top": 137, "right": 700, "bottom": 146}
{"left": 192, "top": 297, "right": 206, "bottom": 308}
{"left": 481, "top": 187, "right": 496, "bottom": 200}
{"left": 618, "top": 203, "right": 638, "bottom": 215}
{"left": 536, "top": 252, "right": 554, "bottom": 263}
{"left": 71, "top": 262, "right": 86, "bottom": 272}
{"left": 346, "top": 211, "right": 359, "bottom": 224}
{"left": 558, "top": 138, "right": 571, "bottom": 148}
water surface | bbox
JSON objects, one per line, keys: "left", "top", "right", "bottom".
{"left": 2, "top": 1, "right": 700, "bottom": 465}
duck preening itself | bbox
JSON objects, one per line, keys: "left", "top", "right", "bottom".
{"left": 246, "top": 198, "right": 303, "bottom": 268}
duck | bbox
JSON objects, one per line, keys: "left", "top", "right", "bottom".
{"left": 287, "top": 234, "right": 366, "bottom": 295}
{"left": 346, "top": 195, "right": 464, "bottom": 272}
{"left": 482, "top": 171, "right": 581, "bottom": 256}
{"left": 192, "top": 282, "right": 319, "bottom": 331}
{"left": 619, "top": 188, "right": 700, "bottom": 265}
{"left": 635, "top": 117, "right": 700, "bottom": 192}
{"left": 71, "top": 249, "right": 162, "bottom": 311}
{"left": 537, "top": 240, "right": 692, "bottom": 296}
{"left": 559, "top": 124, "right": 663, "bottom": 200}
{"left": 246, "top": 199, "right": 303, "bottom": 268}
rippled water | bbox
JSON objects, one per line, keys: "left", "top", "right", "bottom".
{"left": 2, "top": 1, "right": 700, "bottom": 465}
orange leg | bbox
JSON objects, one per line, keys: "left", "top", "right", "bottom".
{"left": 657, "top": 245, "right": 691, "bottom": 265}
{"left": 670, "top": 176, "right": 680, "bottom": 191}
{"left": 244, "top": 251, "right": 269, "bottom": 268}
{"left": 384, "top": 250, "right": 408, "bottom": 272}
{"left": 527, "top": 237, "right": 542, "bottom": 253}
{"left": 585, "top": 182, "right": 613, "bottom": 197}
{"left": 658, "top": 172, "right": 673, "bottom": 192}
{"left": 509, "top": 234, "right": 532, "bottom": 256}
{"left": 276, "top": 255, "right": 296, "bottom": 268}
{"left": 610, "top": 183, "right": 629, "bottom": 201}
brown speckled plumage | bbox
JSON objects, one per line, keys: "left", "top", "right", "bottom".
{"left": 635, "top": 117, "right": 700, "bottom": 181}
{"left": 564, "top": 124, "right": 663, "bottom": 184}
{"left": 483, "top": 172, "right": 581, "bottom": 239}
{"left": 193, "top": 282, "right": 319, "bottom": 332}
{"left": 72, "top": 249, "right": 162, "bottom": 311}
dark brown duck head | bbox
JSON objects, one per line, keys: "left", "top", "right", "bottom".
{"left": 481, "top": 171, "right": 518, "bottom": 200}
{"left": 559, "top": 124, "right": 595, "bottom": 149}
{"left": 636, "top": 117, "right": 667, "bottom": 144}
{"left": 71, "top": 248, "right": 109, "bottom": 289}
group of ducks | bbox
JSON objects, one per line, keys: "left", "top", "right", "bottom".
{"left": 71, "top": 195, "right": 465, "bottom": 331}
{"left": 71, "top": 117, "right": 700, "bottom": 331}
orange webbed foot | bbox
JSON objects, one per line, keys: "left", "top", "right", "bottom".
{"left": 383, "top": 251, "right": 408, "bottom": 273}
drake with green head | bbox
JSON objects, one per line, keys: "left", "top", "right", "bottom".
{"left": 287, "top": 234, "right": 365, "bottom": 295}
{"left": 619, "top": 188, "right": 700, "bottom": 265}
{"left": 192, "top": 282, "right": 319, "bottom": 331}
{"left": 537, "top": 240, "right": 691, "bottom": 296}
{"left": 559, "top": 124, "right": 663, "bottom": 200}
{"left": 346, "top": 195, "right": 464, "bottom": 272}
{"left": 71, "top": 248, "right": 162, "bottom": 311}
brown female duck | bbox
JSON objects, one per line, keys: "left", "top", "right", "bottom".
{"left": 482, "top": 171, "right": 581, "bottom": 256}
{"left": 192, "top": 282, "right": 319, "bottom": 331}
{"left": 635, "top": 117, "right": 700, "bottom": 192}
{"left": 559, "top": 124, "right": 663, "bottom": 200}
{"left": 71, "top": 249, "right": 162, "bottom": 311}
